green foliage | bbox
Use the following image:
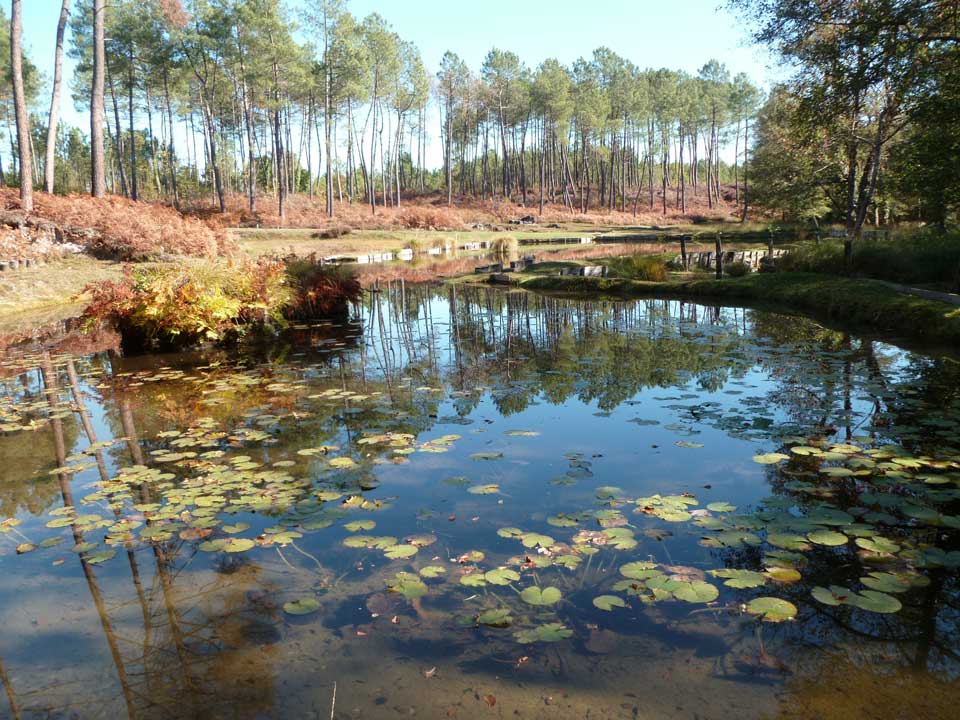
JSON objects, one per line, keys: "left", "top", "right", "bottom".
{"left": 81, "top": 260, "right": 294, "bottom": 351}
{"left": 725, "top": 261, "right": 751, "bottom": 278}
{"left": 607, "top": 255, "right": 668, "bottom": 281}
{"left": 779, "top": 233, "right": 960, "bottom": 290}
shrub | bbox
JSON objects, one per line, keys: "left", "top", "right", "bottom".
{"left": 283, "top": 256, "right": 363, "bottom": 320}
{"left": 0, "top": 188, "right": 233, "bottom": 260}
{"left": 725, "top": 261, "right": 751, "bottom": 277}
{"left": 607, "top": 254, "right": 669, "bottom": 281}
{"left": 82, "top": 260, "right": 292, "bottom": 352}
{"left": 396, "top": 206, "right": 464, "bottom": 230}
{"left": 490, "top": 236, "right": 519, "bottom": 257}
{"left": 780, "top": 231, "right": 960, "bottom": 289}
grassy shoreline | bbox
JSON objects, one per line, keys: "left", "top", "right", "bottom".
{"left": 518, "top": 272, "right": 960, "bottom": 347}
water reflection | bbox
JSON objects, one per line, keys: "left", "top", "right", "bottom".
{"left": 0, "top": 284, "right": 958, "bottom": 719}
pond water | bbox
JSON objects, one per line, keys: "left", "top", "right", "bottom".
{"left": 1, "top": 285, "right": 959, "bottom": 720}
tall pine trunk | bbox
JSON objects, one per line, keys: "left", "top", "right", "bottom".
{"left": 10, "top": 0, "right": 31, "bottom": 210}
{"left": 91, "top": 0, "right": 106, "bottom": 197}
{"left": 44, "top": 0, "right": 70, "bottom": 194}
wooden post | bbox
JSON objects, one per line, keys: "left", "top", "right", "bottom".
{"left": 715, "top": 233, "right": 723, "bottom": 279}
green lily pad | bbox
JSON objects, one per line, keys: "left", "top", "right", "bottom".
{"left": 476, "top": 608, "right": 513, "bottom": 627}
{"left": 223, "top": 538, "right": 255, "bottom": 553}
{"left": 419, "top": 565, "right": 446, "bottom": 578}
{"left": 520, "top": 586, "right": 562, "bottom": 606}
{"left": 383, "top": 544, "right": 418, "bottom": 560}
{"left": 710, "top": 568, "right": 766, "bottom": 588}
{"left": 620, "top": 561, "right": 661, "bottom": 580}
{"left": 593, "top": 595, "right": 627, "bottom": 611}
{"left": 746, "top": 597, "right": 797, "bottom": 622}
{"left": 85, "top": 550, "right": 117, "bottom": 565}
{"left": 484, "top": 568, "right": 520, "bottom": 585}
{"left": 753, "top": 453, "right": 790, "bottom": 464}
{"left": 470, "top": 452, "right": 503, "bottom": 461}
{"left": 222, "top": 523, "right": 250, "bottom": 535}
{"left": 283, "top": 597, "right": 321, "bottom": 615}
{"left": 460, "top": 573, "right": 488, "bottom": 587}
{"left": 388, "top": 572, "right": 428, "bottom": 599}
{"left": 344, "top": 520, "right": 376, "bottom": 532}
{"left": 467, "top": 484, "right": 500, "bottom": 495}
{"left": 673, "top": 581, "right": 719, "bottom": 603}
{"left": 514, "top": 622, "right": 572, "bottom": 644}
{"left": 807, "top": 530, "right": 848, "bottom": 547}
{"left": 519, "top": 532, "right": 554, "bottom": 548}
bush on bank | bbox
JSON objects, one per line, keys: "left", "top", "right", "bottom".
{"left": 82, "top": 258, "right": 362, "bottom": 352}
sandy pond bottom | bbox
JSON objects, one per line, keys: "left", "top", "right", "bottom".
{"left": 1, "top": 285, "right": 959, "bottom": 719}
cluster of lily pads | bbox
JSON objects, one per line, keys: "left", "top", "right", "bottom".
{"left": 2, "top": 334, "right": 960, "bottom": 657}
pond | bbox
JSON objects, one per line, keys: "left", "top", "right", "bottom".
{"left": 1, "top": 285, "right": 959, "bottom": 719}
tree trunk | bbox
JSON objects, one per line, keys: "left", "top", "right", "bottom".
{"left": 127, "top": 47, "right": 138, "bottom": 202}
{"left": 10, "top": 0, "right": 32, "bottom": 210}
{"left": 108, "top": 70, "right": 129, "bottom": 197}
{"left": 162, "top": 69, "right": 180, "bottom": 210}
{"left": 740, "top": 116, "right": 749, "bottom": 222}
{"left": 44, "top": 0, "right": 70, "bottom": 194}
{"left": 91, "top": 0, "right": 106, "bottom": 197}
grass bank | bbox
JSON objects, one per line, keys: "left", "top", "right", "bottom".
{"left": 519, "top": 272, "right": 960, "bottom": 346}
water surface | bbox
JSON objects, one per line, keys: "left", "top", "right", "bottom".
{"left": 1, "top": 285, "right": 959, "bottom": 719}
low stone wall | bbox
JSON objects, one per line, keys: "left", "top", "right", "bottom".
{"left": 673, "top": 249, "right": 787, "bottom": 270}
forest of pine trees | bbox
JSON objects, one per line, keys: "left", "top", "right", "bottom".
{"left": 1, "top": 0, "right": 760, "bottom": 220}
{"left": 1, "top": 0, "right": 957, "bottom": 228}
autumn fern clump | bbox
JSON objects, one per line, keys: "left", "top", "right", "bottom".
{"left": 81, "top": 259, "right": 292, "bottom": 352}
{"left": 283, "top": 256, "right": 362, "bottom": 320}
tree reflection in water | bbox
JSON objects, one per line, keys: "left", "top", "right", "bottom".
{"left": 0, "top": 284, "right": 957, "bottom": 719}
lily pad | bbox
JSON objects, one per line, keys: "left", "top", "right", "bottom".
{"left": 388, "top": 572, "right": 428, "bottom": 599}
{"left": 746, "top": 597, "right": 797, "bottom": 622}
{"left": 807, "top": 530, "right": 848, "bottom": 547}
{"left": 223, "top": 538, "right": 255, "bottom": 553}
{"left": 514, "top": 622, "right": 572, "bottom": 644}
{"left": 476, "top": 608, "right": 513, "bottom": 627}
{"left": 484, "top": 568, "right": 520, "bottom": 585}
{"left": 283, "top": 597, "right": 321, "bottom": 615}
{"left": 467, "top": 484, "right": 500, "bottom": 495}
{"left": 520, "top": 586, "right": 562, "bottom": 606}
{"left": 593, "top": 595, "right": 627, "bottom": 611}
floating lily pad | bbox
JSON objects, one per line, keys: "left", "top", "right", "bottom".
{"left": 710, "top": 568, "right": 766, "bottom": 588}
{"left": 222, "top": 538, "right": 255, "bottom": 553}
{"left": 593, "top": 595, "right": 627, "bottom": 611}
{"left": 467, "top": 484, "right": 500, "bottom": 495}
{"left": 470, "top": 452, "right": 503, "bottom": 461}
{"left": 514, "top": 622, "right": 572, "bottom": 644}
{"left": 519, "top": 532, "right": 554, "bottom": 549}
{"left": 520, "top": 586, "right": 562, "bottom": 606}
{"left": 746, "top": 597, "right": 797, "bottom": 622}
{"left": 752, "top": 453, "right": 790, "bottom": 464}
{"left": 484, "top": 568, "right": 520, "bottom": 585}
{"left": 344, "top": 520, "right": 376, "bottom": 532}
{"left": 476, "top": 608, "right": 512, "bottom": 627}
{"left": 672, "top": 581, "right": 719, "bottom": 603}
{"left": 383, "top": 544, "right": 419, "bottom": 560}
{"left": 283, "top": 597, "right": 321, "bottom": 615}
{"left": 388, "top": 572, "right": 428, "bottom": 599}
{"left": 807, "top": 530, "right": 848, "bottom": 547}
{"left": 419, "top": 565, "right": 446, "bottom": 578}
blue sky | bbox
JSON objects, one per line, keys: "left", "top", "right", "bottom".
{"left": 19, "top": 0, "right": 778, "bottom": 166}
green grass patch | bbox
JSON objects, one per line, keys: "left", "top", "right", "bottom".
{"left": 519, "top": 272, "right": 960, "bottom": 346}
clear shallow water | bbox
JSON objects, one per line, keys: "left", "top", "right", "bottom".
{"left": 0, "top": 286, "right": 959, "bottom": 720}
